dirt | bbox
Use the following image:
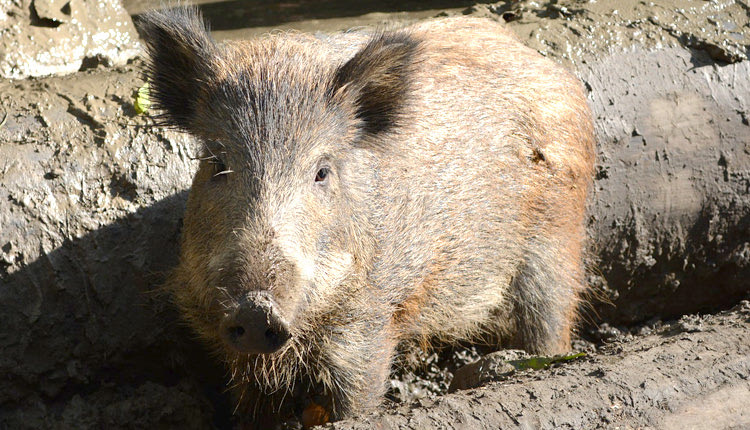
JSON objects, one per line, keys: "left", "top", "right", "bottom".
{"left": 0, "top": 1, "right": 748, "bottom": 429}
{"left": 0, "top": 64, "right": 218, "bottom": 428}
{"left": 330, "top": 303, "right": 750, "bottom": 429}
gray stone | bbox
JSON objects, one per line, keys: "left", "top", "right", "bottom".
{"left": 0, "top": 0, "right": 140, "bottom": 79}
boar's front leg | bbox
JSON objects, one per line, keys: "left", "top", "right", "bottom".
{"left": 318, "top": 313, "right": 397, "bottom": 419}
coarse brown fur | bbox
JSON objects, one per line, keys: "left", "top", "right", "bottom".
{"left": 138, "top": 6, "right": 595, "bottom": 427}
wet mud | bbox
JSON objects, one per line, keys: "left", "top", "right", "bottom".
{"left": 1, "top": 1, "right": 748, "bottom": 428}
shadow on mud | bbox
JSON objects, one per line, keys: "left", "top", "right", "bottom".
{"left": 594, "top": 203, "right": 750, "bottom": 324}
{"left": 131, "top": 0, "right": 494, "bottom": 31}
{"left": 0, "top": 191, "right": 231, "bottom": 427}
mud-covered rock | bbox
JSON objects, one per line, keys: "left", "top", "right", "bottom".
{"left": 447, "top": 350, "right": 528, "bottom": 392}
{"left": 583, "top": 47, "right": 750, "bottom": 324}
{"left": 0, "top": 0, "right": 141, "bottom": 79}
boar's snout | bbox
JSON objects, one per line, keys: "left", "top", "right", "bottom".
{"left": 221, "top": 293, "right": 291, "bottom": 355}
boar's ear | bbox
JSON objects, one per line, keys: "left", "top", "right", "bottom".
{"left": 331, "top": 32, "right": 420, "bottom": 137}
{"left": 136, "top": 6, "right": 216, "bottom": 130}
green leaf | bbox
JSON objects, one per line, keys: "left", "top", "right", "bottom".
{"left": 134, "top": 83, "right": 151, "bottom": 115}
{"left": 508, "top": 352, "right": 586, "bottom": 371}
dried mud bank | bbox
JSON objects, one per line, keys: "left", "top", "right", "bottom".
{"left": 0, "top": 1, "right": 749, "bottom": 429}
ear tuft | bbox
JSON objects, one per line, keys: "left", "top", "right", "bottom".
{"left": 332, "top": 32, "right": 420, "bottom": 136}
{"left": 136, "top": 6, "right": 216, "bottom": 130}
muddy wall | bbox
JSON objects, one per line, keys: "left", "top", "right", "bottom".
{"left": 0, "top": 1, "right": 748, "bottom": 427}
{"left": 585, "top": 48, "right": 750, "bottom": 323}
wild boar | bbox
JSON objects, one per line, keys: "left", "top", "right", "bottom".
{"left": 138, "top": 5, "right": 595, "bottom": 426}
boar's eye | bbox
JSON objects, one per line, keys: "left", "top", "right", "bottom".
{"left": 211, "top": 158, "right": 232, "bottom": 181}
{"left": 314, "top": 167, "right": 330, "bottom": 184}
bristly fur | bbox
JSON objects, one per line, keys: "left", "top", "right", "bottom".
{"left": 143, "top": 6, "right": 596, "bottom": 427}
{"left": 136, "top": 6, "right": 217, "bottom": 131}
{"left": 331, "top": 31, "right": 421, "bottom": 138}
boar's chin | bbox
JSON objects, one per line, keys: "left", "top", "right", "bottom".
{"left": 223, "top": 326, "right": 310, "bottom": 395}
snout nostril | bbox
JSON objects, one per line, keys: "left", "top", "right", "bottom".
{"left": 228, "top": 326, "right": 246, "bottom": 340}
{"left": 222, "top": 298, "right": 290, "bottom": 353}
{"left": 264, "top": 328, "right": 279, "bottom": 346}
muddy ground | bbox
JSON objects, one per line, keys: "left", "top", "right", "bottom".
{"left": 333, "top": 303, "right": 750, "bottom": 430}
{"left": 1, "top": 1, "right": 749, "bottom": 429}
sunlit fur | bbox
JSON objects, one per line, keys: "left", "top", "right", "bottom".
{"left": 141, "top": 6, "right": 596, "bottom": 426}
